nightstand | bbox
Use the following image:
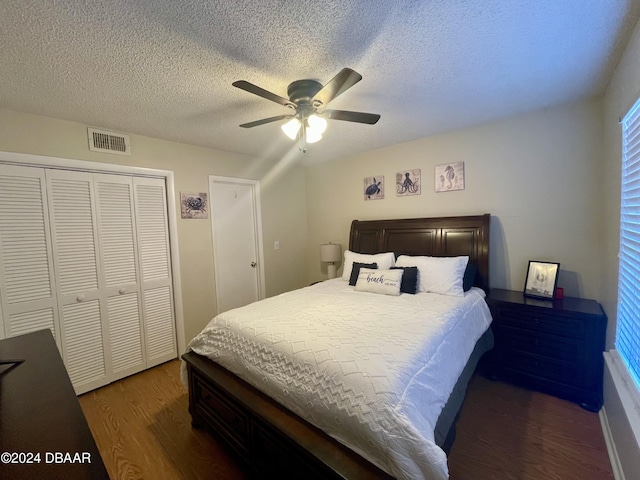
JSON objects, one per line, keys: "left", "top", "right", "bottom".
{"left": 484, "top": 288, "right": 607, "bottom": 412}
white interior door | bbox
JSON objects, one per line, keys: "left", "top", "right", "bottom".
{"left": 210, "top": 176, "right": 264, "bottom": 314}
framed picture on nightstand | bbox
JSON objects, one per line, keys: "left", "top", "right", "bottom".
{"left": 524, "top": 260, "right": 560, "bottom": 299}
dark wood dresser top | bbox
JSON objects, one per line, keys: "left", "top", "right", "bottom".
{"left": 488, "top": 288, "right": 605, "bottom": 317}
{"left": 0, "top": 329, "right": 110, "bottom": 480}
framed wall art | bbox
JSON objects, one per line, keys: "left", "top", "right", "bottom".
{"left": 364, "top": 176, "right": 384, "bottom": 200}
{"left": 435, "top": 162, "right": 465, "bottom": 192}
{"left": 524, "top": 260, "right": 560, "bottom": 299}
{"left": 396, "top": 169, "right": 421, "bottom": 196}
{"left": 180, "top": 192, "right": 208, "bottom": 219}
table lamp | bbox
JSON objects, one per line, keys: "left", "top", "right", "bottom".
{"left": 319, "top": 243, "right": 342, "bottom": 279}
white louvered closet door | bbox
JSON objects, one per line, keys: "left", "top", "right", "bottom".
{"left": 0, "top": 165, "right": 60, "bottom": 344}
{"left": 93, "top": 173, "right": 145, "bottom": 379}
{"left": 134, "top": 177, "right": 176, "bottom": 367}
{"left": 45, "top": 169, "right": 108, "bottom": 393}
{"left": 0, "top": 163, "right": 176, "bottom": 394}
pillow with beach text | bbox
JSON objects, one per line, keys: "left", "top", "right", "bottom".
{"left": 354, "top": 268, "right": 403, "bottom": 296}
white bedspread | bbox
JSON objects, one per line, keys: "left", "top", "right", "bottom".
{"left": 183, "top": 279, "right": 492, "bottom": 479}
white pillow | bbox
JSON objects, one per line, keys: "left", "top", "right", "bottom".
{"left": 395, "top": 255, "right": 469, "bottom": 296}
{"left": 354, "top": 268, "right": 403, "bottom": 296}
{"left": 341, "top": 250, "right": 396, "bottom": 281}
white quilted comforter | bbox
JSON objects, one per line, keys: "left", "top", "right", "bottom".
{"left": 183, "top": 279, "right": 492, "bottom": 479}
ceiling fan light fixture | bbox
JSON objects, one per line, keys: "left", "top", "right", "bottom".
{"left": 282, "top": 114, "right": 326, "bottom": 143}
{"left": 234, "top": 68, "right": 379, "bottom": 152}
{"left": 305, "top": 129, "right": 323, "bottom": 144}
{"left": 304, "top": 114, "right": 326, "bottom": 144}
{"left": 307, "top": 114, "right": 327, "bottom": 135}
{"left": 281, "top": 118, "right": 301, "bottom": 140}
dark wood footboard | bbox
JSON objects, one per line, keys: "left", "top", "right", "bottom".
{"left": 183, "top": 350, "right": 394, "bottom": 479}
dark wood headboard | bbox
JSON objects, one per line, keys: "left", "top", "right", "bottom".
{"left": 349, "top": 214, "right": 491, "bottom": 293}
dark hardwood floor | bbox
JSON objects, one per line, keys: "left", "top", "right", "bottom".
{"left": 448, "top": 375, "right": 613, "bottom": 480}
{"left": 79, "top": 360, "right": 613, "bottom": 480}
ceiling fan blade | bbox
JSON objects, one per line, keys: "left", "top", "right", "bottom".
{"left": 239, "top": 114, "right": 293, "bottom": 128}
{"left": 322, "top": 109, "right": 380, "bottom": 125}
{"left": 312, "top": 68, "right": 362, "bottom": 107}
{"left": 232, "top": 80, "right": 294, "bottom": 108}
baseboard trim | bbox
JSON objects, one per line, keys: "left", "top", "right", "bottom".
{"left": 600, "top": 406, "right": 625, "bottom": 480}
{"left": 602, "top": 350, "right": 640, "bottom": 480}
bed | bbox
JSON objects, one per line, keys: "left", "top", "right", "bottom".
{"left": 182, "top": 214, "right": 492, "bottom": 479}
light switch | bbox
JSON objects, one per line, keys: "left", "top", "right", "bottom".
{"left": 274, "top": 240, "right": 280, "bottom": 250}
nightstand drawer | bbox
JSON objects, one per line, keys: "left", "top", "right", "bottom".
{"left": 494, "top": 307, "right": 586, "bottom": 339}
{"left": 500, "top": 350, "right": 581, "bottom": 385}
{"left": 493, "top": 325, "right": 581, "bottom": 363}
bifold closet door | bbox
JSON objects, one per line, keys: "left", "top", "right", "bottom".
{"left": 47, "top": 172, "right": 176, "bottom": 392}
{"left": 133, "top": 177, "right": 176, "bottom": 367}
{"left": 0, "top": 165, "right": 60, "bottom": 344}
{"left": 46, "top": 169, "right": 111, "bottom": 393}
{"left": 0, "top": 165, "right": 176, "bottom": 394}
{"left": 94, "top": 173, "right": 146, "bottom": 379}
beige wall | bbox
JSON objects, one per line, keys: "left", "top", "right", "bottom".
{"left": 0, "top": 108, "right": 309, "bottom": 345}
{"left": 305, "top": 99, "right": 603, "bottom": 299}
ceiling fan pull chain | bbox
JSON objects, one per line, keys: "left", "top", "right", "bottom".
{"left": 298, "top": 123, "right": 307, "bottom": 153}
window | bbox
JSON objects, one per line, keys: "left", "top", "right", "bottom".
{"left": 618, "top": 96, "right": 640, "bottom": 388}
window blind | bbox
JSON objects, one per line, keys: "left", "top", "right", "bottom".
{"left": 618, "top": 96, "right": 640, "bottom": 388}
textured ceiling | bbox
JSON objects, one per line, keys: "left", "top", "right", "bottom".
{"left": 1, "top": 1, "right": 639, "bottom": 164}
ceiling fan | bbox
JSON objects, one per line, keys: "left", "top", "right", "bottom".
{"left": 232, "top": 68, "right": 380, "bottom": 153}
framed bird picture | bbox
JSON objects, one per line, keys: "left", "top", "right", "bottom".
{"left": 363, "top": 176, "right": 384, "bottom": 200}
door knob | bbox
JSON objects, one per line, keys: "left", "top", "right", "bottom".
{"left": 251, "top": 261, "right": 257, "bottom": 268}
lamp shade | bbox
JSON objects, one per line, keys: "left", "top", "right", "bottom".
{"left": 281, "top": 118, "right": 301, "bottom": 140}
{"left": 307, "top": 114, "right": 327, "bottom": 134}
{"left": 281, "top": 115, "right": 328, "bottom": 144}
{"left": 319, "top": 243, "right": 341, "bottom": 263}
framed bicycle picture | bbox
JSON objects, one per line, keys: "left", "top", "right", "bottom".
{"left": 524, "top": 260, "right": 560, "bottom": 299}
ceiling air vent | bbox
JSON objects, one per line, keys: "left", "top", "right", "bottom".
{"left": 88, "top": 128, "right": 131, "bottom": 155}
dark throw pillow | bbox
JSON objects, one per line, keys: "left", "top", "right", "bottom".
{"left": 391, "top": 266, "right": 419, "bottom": 294}
{"left": 463, "top": 262, "right": 478, "bottom": 292}
{"left": 349, "top": 262, "right": 378, "bottom": 286}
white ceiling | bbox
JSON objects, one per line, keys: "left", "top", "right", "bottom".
{"left": 1, "top": 1, "right": 639, "bottom": 164}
